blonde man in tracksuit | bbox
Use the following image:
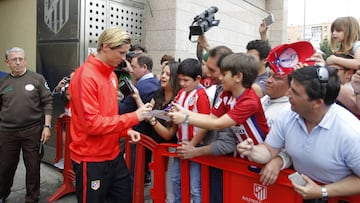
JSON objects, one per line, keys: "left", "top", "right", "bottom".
{"left": 69, "top": 27, "right": 151, "bottom": 203}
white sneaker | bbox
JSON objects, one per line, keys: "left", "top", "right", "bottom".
{"left": 54, "top": 159, "right": 64, "bottom": 170}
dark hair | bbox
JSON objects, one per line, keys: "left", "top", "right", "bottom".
{"left": 133, "top": 53, "right": 153, "bottom": 71}
{"left": 160, "top": 54, "right": 175, "bottom": 65}
{"left": 208, "top": 45, "right": 233, "bottom": 67}
{"left": 154, "top": 61, "right": 181, "bottom": 109}
{"left": 332, "top": 53, "right": 355, "bottom": 73}
{"left": 291, "top": 66, "right": 340, "bottom": 105}
{"left": 246, "top": 40, "right": 271, "bottom": 60}
{"left": 220, "top": 53, "right": 259, "bottom": 88}
{"left": 130, "top": 44, "right": 147, "bottom": 53}
{"left": 177, "top": 58, "right": 202, "bottom": 80}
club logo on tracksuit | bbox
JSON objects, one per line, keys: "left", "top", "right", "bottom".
{"left": 91, "top": 180, "right": 101, "bottom": 190}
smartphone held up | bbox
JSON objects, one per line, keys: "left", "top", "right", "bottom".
{"left": 264, "top": 13, "right": 275, "bottom": 26}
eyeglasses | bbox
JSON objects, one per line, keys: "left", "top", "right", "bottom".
{"left": 316, "top": 66, "right": 329, "bottom": 83}
{"left": 8, "top": 57, "right": 25, "bottom": 63}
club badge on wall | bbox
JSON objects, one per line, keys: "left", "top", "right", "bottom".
{"left": 44, "top": 0, "right": 70, "bottom": 34}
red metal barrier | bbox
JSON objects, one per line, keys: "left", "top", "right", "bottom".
{"left": 48, "top": 118, "right": 360, "bottom": 203}
{"left": 125, "top": 133, "right": 158, "bottom": 203}
{"left": 47, "top": 114, "right": 158, "bottom": 203}
{"left": 48, "top": 116, "right": 76, "bottom": 202}
{"left": 150, "top": 143, "right": 360, "bottom": 203}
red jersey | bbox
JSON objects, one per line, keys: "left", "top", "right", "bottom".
{"left": 69, "top": 55, "right": 139, "bottom": 162}
{"left": 212, "top": 88, "right": 269, "bottom": 145}
{"left": 175, "top": 86, "right": 211, "bottom": 142}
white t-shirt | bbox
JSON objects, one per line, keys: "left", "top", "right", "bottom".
{"left": 204, "top": 85, "right": 216, "bottom": 105}
{"left": 261, "top": 95, "right": 291, "bottom": 128}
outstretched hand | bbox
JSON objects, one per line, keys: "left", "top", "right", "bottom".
{"left": 259, "top": 19, "right": 268, "bottom": 40}
{"left": 236, "top": 138, "right": 254, "bottom": 157}
{"left": 170, "top": 102, "right": 186, "bottom": 113}
{"left": 167, "top": 102, "right": 186, "bottom": 124}
{"left": 167, "top": 102, "right": 191, "bottom": 124}
{"left": 135, "top": 102, "right": 153, "bottom": 121}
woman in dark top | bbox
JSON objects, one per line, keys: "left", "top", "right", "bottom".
{"left": 148, "top": 61, "right": 180, "bottom": 202}
{"left": 149, "top": 61, "right": 180, "bottom": 143}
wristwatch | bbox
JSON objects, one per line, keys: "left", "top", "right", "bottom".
{"left": 183, "top": 114, "right": 190, "bottom": 124}
{"left": 149, "top": 117, "right": 158, "bottom": 126}
{"left": 44, "top": 124, "right": 52, "bottom": 129}
{"left": 321, "top": 186, "right": 328, "bottom": 200}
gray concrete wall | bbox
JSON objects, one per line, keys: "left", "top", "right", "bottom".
{"left": 0, "top": 0, "right": 287, "bottom": 75}
{"left": 266, "top": 0, "right": 288, "bottom": 46}
{"left": 144, "top": 0, "right": 287, "bottom": 75}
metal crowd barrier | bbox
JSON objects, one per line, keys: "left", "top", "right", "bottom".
{"left": 150, "top": 143, "right": 360, "bottom": 203}
{"left": 48, "top": 116, "right": 360, "bottom": 202}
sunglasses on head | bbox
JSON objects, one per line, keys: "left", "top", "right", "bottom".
{"left": 315, "top": 66, "right": 330, "bottom": 99}
{"left": 316, "top": 66, "right": 329, "bottom": 83}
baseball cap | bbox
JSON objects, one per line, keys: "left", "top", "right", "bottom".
{"left": 268, "top": 41, "right": 315, "bottom": 75}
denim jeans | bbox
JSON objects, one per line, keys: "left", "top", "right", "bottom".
{"left": 166, "top": 148, "right": 176, "bottom": 203}
{"left": 172, "top": 158, "right": 201, "bottom": 203}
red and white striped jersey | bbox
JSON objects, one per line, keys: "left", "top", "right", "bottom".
{"left": 174, "top": 86, "right": 211, "bottom": 142}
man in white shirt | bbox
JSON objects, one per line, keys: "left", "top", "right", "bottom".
{"left": 238, "top": 66, "right": 360, "bottom": 202}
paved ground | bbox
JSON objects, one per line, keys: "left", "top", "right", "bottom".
{"left": 6, "top": 156, "right": 152, "bottom": 203}
{"left": 6, "top": 158, "right": 76, "bottom": 203}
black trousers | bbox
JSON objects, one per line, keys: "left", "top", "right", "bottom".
{"left": 0, "top": 124, "right": 42, "bottom": 203}
{"left": 72, "top": 153, "right": 131, "bottom": 203}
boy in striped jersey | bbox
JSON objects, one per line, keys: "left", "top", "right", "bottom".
{"left": 172, "top": 58, "right": 211, "bottom": 203}
{"left": 169, "top": 53, "right": 269, "bottom": 155}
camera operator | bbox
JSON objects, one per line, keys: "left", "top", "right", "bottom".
{"left": 189, "top": 6, "right": 220, "bottom": 41}
{"left": 184, "top": 12, "right": 273, "bottom": 202}
{"left": 52, "top": 71, "right": 74, "bottom": 169}
{"left": 115, "top": 44, "right": 147, "bottom": 84}
{"left": 52, "top": 73, "right": 73, "bottom": 97}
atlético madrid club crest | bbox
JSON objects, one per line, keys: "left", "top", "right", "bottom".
{"left": 91, "top": 180, "right": 101, "bottom": 191}
{"left": 44, "top": 0, "right": 69, "bottom": 34}
{"left": 254, "top": 183, "right": 267, "bottom": 201}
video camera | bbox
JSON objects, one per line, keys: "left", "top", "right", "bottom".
{"left": 189, "top": 6, "right": 220, "bottom": 42}
{"left": 115, "top": 52, "right": 134, "bottom": 75}
{"left": 64, "top": 76, "right": 71, "bottom": 83}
